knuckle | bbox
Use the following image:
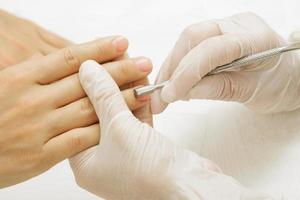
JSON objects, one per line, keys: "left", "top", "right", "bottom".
{"left": 203, "top": 35, "right": 242, "bottom": 67}
{"left": 218, "top": 73, "right": 235, "bottom": 100}
{"left": 96, "top": 39, "right": 110, "bottom": 57}
{"left": 180, "top": 22, "right": 221, "bottom": 48}
{"left": 202, "top": 36, "right": 222, "bottom": 48}
{"left": 80, "top": 98, "right": 94, "bottom": 114}
{"left": 118, "top": 60, "right": 131, "bottom": 77}
{"left": 68, "top": 132, "right": 84, "bottom": 152}
{"left": 181, "top": 24, "right": 198, "bottom": 39}
{"left": 63, "top": 47, "right": 81, "bottom": 72}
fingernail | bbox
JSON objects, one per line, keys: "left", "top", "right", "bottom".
{"left": 137, "top": 94, "right": 151, "bottom": 102}
{"left": 112, "top": 36, "right": 128, "bottom": 52}
{"left": 136, "top": 58, "right": 152, "bottom": 72}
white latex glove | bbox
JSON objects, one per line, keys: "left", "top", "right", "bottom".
{"left": 152, "top": 12, "right": 300, "bottom": 114}
{"left": 69, "top": 60, "right": 277, "bottom": 200}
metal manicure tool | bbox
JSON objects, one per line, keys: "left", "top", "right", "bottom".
{"left": 134, "top": 41, "right": 300, "bottom": 97}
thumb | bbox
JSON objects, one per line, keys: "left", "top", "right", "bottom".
{"left": 79, "top": 60, "right": 130, "bottom": 126}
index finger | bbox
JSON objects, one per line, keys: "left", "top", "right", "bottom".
{"left": 151, "top": 22, "right": 221, "bottom": 114}
{"left": 155, "top": 22, "right": 221, "bottom": 85}
{"left": 29, "top": 36, "right": 128, "bottom": 84}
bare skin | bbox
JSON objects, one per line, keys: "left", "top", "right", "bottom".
{"left": 0, "top": 9, "right": 71, "bottom": 68}
{"left": 0, "top": 36, "right": 153, "bottom": 188}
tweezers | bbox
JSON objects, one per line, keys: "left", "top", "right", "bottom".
{"left": 134, "top": 41, "right": 300, "bottom": 97}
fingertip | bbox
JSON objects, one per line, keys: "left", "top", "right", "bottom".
{"left": 161, "top": 83, "right": 176, "bottom": 103}
{"left": 112, "top": 36, "right": 129, "bottom": 53}
{"left": 136, "top": 57, "right": 153, "bottom": 73}
{"left": 80, "top": 59, "right": 96, "bottom": 72}
{"left": 289, "top": 30, "right": 300, "bottom": 42}
{"left": 150, "top": 90, "right": 168, "bottom": 114}
{"left": 79, "top": 60, "right": 101, "bottom": 80}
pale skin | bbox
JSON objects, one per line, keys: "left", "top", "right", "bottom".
{"left": 0, "top": 11, "right": 153, "bottom": 188}
{"left": 0, "top": 9, "right": 72, "bottom": 67}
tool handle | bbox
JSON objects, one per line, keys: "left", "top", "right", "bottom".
{"left": 208, "top": 41, "right": 300, "bottom": 75}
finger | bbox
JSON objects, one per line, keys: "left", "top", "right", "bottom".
{"left": 29, "top": 52, "right": 44, "bottom": 60}
{"left": 45, "top": 97, "right": 98, "bottom": 139}
{"left": 126, "top": 78, "right": 153, "bottom": 125}
{"left": 186, "top": 72, "right": 252, "bottom": 103}
{"left": 151, "top": 22, "right": 221, "bottom": 114}
{"left": 113, "top": 52, "right": 129, "bottom": 61}
{"left": 37, "top": 26, "right": 73, "bottom": 48}
{"left": 122, "top": 88, "right": 150, "bottom": 111}
{"left": 120, "top": 76, "right": 149, "bottom": 90}
{"left": 0, "top": 50, "right": 14, "bottom": 70}
{"left": 44, "top": 57, "right": 152, "bottom": 108}
{"left": 43, "top": 73, "right": 85, "bottom": 108}
{"left": 31, "top": 36, "right": 128, "bottom": 84}
{"left": 156, "top": 21, "right": 221, "bottom": 85}
{"left": 37, "top": 27, "right": 72, "bottom": 55}
{"left": 44, "top": 124, "right": 100, "bottom": 165}
{"left": 38, "top": 42, "right": 59, "bottom": 55}
{"left": 125, "top": 78, "right": 152, "bottom": 111}
{"left": 104, "top": 57, "right": 152, "bottom": 86}
{"left": 161, "top": 33, "right": 252, "bottom": 103}
{"left": 79, "top": 60, "right": 131, "bottom": 126}
{"left": 133, "top": 103, "right": 153, "bottom": 126}
{"left": 150, "top": 89, "right": 169, "bottom": 115}
{"left": 46, "top": 89, "right": 149, "bottom": 139}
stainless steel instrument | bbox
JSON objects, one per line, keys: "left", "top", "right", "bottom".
{"left": 134, "top": 42, "right": 300, "bottom": 97}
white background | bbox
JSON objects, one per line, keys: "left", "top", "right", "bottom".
{"left": 1, "top": 0, "right": 300, "bottom": 199}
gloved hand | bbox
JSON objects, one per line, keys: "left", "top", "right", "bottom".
{"left": 69, "top": 60, "right": 277, "bottom": 200}
{"left": 152, "top": 12, "right": 300, "bottom": 114}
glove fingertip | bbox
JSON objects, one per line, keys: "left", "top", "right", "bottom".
{"left": 79, "top": 60, "right": 102, "bottom": 86}
{"left": 161, "top": 84, "right": 177, "bottom": 103}
{"left": 289, "top": 30, "right": 300, "bottom": 42}
{"left": 150, "top": 90, "right": 168, "bottom": 114}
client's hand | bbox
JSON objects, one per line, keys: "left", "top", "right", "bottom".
{"left": 0, "top": 36, "right": 152, "bottom": 188}
{"left": 69, "top": 61, "right": 275, "bottom": 200}
{"left": 0, "top": 9, "right": 71, "bottom": 68}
